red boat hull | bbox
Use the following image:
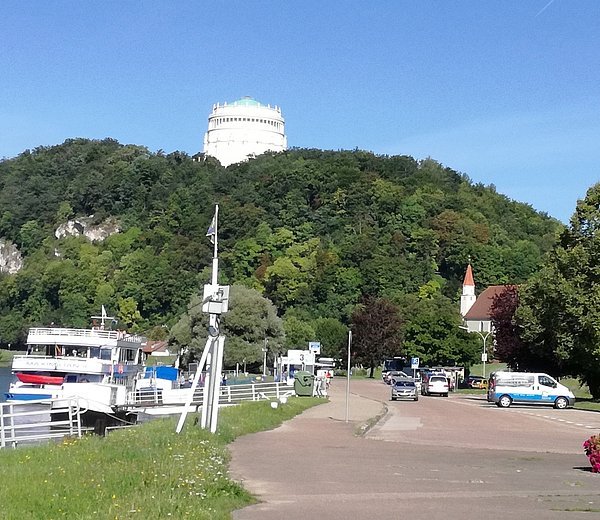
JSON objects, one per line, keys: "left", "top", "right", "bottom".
{"left": 16, "top": 373, "right": 64, "bottom": 385}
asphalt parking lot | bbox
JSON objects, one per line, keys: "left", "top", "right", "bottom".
{"left": 230, "top": 378, "right": 600, "bottom": 520}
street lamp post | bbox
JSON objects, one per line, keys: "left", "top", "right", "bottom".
{"left": 475, "top": 330, "right": 492, "bottom": 379}
{"left": 460, "top": 326, "right": 492, "bottom": 379}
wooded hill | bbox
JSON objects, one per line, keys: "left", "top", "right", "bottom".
{"left": 0, "top": 138, "right": 561, "bottom": 358}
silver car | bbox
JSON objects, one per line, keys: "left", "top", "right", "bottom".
{"left": 391, "top": 379, "right": 418, "bottom": 401}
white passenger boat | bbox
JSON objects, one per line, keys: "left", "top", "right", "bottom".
{"left": 4, "top": 309, "right": 145, "bottom": 409}
{"left": 6, "top": 329, "right": 145, "bottom": 403}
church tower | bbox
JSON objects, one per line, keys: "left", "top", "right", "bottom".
{"left": 460, "top": 264, "right": 476, "bottom": 317}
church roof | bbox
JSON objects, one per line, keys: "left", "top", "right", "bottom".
{"left": 463, "top": 264, "right": 474, "bottom": 286}
{"left": 463, "top": 285, "right": 513, "bottom": 321}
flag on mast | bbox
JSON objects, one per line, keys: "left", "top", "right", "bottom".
{"left": 206, "top": 207, "right": 217, "bottom": 244}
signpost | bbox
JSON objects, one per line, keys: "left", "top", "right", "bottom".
{"left": 308, "top": 341, "right": 321, "bottom": 355}
{"left": 411, "top": 357, "right": 419, "bottom": 380}
{"left": 345, "top": 331, "right": 352, "bottom": 423}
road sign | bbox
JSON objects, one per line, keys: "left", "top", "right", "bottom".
{"left": 308, "top": 341, "right": 321, "bottom": 354}
{"left": 411, "top": 357, "right": 420, "bottom": 369}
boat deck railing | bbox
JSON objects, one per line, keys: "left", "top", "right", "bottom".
{"left": 28, "top": 327, "right": 121, "bottom": 341}
{"left": 0, "top": 399, "right": 84, "bottom": 449}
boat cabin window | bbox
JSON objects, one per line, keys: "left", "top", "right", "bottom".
{"left": 100, "top": 348, "right": 112, "bottom": 361}
{"left": 69, "top": 347, "right": 88, "bottom": 358}
{"left": 119, "top": 348, "right": 138, "bottom": 363}
{"left": 49, "top": 345, "right": 65, "bottom": 356}
{"left": 27, "top": 345, "right": 47, "bottom": 356}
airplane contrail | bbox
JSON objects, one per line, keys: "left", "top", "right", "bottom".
{"left": 535, "top": 0, "right": 555, "bottom": 17}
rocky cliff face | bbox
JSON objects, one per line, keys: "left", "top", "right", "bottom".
{"left": 0, "top": 239, "right": 24, "bottom": 274}
{"left": 54, "top": 216, "right": 121, "bottom": 241}
{"left": 0, "top": 217, "right": 121, "bottom": 275}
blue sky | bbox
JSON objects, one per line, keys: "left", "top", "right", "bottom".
{"left": 1, "top": 1, "right": 598, "bottom": 222}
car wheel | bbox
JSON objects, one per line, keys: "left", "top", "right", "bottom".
{"left": 443, "top": 393, "right": 448, "bottom": 397}
{"left": 554, "top": 396, "right": 568, "bottom": 409}
{"left": 414, "top": 396, "right": 418, "bottom": 401}
{"left": 391, "top": 396, "right": 396, "bottom": 401}
{"left": 498, "top": 394, "right": 512, "bottom": 408}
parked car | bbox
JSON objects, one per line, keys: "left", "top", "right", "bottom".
{"left": 384, "top": 370, "right": 409, "bottom": 385}
{"left": 422, "top": 374, "right": 449, "bottom": 396}
{"left": 391, "top": 379, "right": 418, "bottom": 401}
{"left": 467, "top": 375, "right": 487, "bottom": 389}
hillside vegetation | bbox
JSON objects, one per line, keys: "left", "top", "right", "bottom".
{"left": 0, "top": 139, "right": 560, "bottom": 366}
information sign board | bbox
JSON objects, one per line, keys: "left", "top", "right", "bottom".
{"left": 308, "top": 341, "right": 321, "bottom": 354}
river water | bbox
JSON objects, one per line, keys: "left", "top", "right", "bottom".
{"left": 0, "top": 365, "right": 13, "bottom": 401}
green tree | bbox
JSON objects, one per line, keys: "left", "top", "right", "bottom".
{"left": 18, "top": 220, "right": 45, "bottom": 255}
{"left": 516, "top": 183, "right": 600, "bottom": 396}
{"left": 170, "top": 284, "right": 284, "bottom": 371}
{"left": 118, "top": 297, "right": 143, "bottom": 331}
{"left": 312, "top": 317, "right": 348, "bottom": 359}
{"left": 0, "top": 140, "right": 560, "bottom": 347}
{"left": 282, "top": 315, "right": 316, "bottom": 351}
{"left": 402, "top": 295, "right": 479, "bottom": 368}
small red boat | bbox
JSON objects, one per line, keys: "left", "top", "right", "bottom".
{"left": 16, "top": 373, "right": 64, "bottom": 385}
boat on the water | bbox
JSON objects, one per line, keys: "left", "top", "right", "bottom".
{"left": 5, "top": 308, "right": 146, "bottom": 429}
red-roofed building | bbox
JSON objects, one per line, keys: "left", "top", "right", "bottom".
{"left": 460, "top": 264, "right": 514, "bottom": 333}
{"left": 142, "top": 340, "right": 174, "bottom": 358}
{"left": 463, "top": 285, "right": 510, "bottom": 333}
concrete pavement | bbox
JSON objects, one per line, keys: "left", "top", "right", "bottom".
{"left": 229, "top": 378, "right": 600, "bottom": 520}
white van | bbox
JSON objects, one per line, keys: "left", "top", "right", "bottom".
{"left": 487, "top": 371, "right": 575, "bottom": 409}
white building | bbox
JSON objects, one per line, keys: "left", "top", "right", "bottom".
{"left": 203, "top": 97, "right": 287, "bottom": 167}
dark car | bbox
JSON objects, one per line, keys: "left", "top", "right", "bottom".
{"left": 391, "top": 379, "right": 418, "bottom": 401}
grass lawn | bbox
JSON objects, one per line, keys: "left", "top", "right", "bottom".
{"left": 0, "top": 348, "right": 20, "bottom": 367}
{"left": 469, "top": 362, "right": 507, "bottom": 378}
{"left": 0, "top": 396, "right": 323, "bottom": 519}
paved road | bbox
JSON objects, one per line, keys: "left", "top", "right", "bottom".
{"left": 230, "top": 379, "right": 600, "bottom": 520}
{"left": 370, "top": 390, "right": 600, "bottom": 454}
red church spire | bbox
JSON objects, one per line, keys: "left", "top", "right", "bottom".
{"left": 463, "top": 264, "right": 474, "bottom": 286}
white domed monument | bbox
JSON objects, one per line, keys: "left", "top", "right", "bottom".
{"left": 202, "top": 96, "right": 287, "bottom": 167}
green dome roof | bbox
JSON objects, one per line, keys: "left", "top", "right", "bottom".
{"left": 232, "top": 96, "right": 261, "bottom": 107}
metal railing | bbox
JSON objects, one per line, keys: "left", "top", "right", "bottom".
{"left": 0, "top": 399, "right": 84, "bottom": 449}
{"left": 129, "top": 381, "right": 294, "bottom": 407}
{"left": 27, "top": 327, "right": 120, "bottom": 340}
